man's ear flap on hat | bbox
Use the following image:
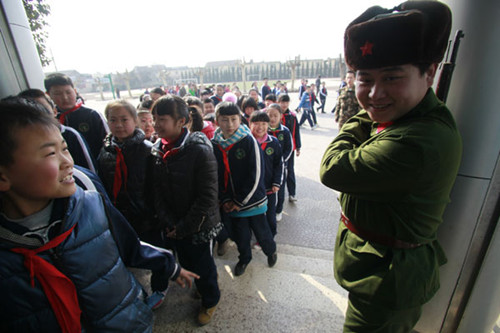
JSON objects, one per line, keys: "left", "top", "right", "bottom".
{"left": 399, "top": 0, "right": 452, "bottom": 63}
{"left": 348, "top": 6, "right": 393, "bottom": 27}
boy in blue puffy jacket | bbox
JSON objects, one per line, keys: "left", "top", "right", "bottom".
{"left": 0, "top": 101, "right": 198, "bottom": 332}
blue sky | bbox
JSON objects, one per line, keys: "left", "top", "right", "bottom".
{"left": 44, "top": 0, "right": 401, "bottom": 74}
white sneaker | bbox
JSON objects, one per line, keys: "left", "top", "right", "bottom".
{"left": 276, "top": 212, "right": 283, "bottom": 221}
{"left": 289, "top": 195, "right": 298, "bottom": 202}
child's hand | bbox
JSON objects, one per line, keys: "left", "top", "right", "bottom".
{"left": 229, "top": 202, "right": 241, "bottom": 212}
{"left": 175, "top": 268, "right": 200, "bottom": 288}
{"left": 272, "top": 186, "right": 280, "bottom": 193}
{"left": 223, "top": 201, "right": 240, "bottom": 212}
{"left": 296, "top": 149, "right": 301, "bottom": 157}
{"left": 166, "top": 227, "right": 177, "bottom": 238}
{"left": 223, "top": 201, "right": 233, "bottom": 212}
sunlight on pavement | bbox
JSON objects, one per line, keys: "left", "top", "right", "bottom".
{"left": 224, "top": 265, "right": 234, "bottom": 280}
{"left": 300, "top": 273, "right": 348, "bottom": 314}
{"left": 257, "top": 290, "right": 269, "bottom": 303}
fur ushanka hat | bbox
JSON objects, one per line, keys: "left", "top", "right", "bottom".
{"left": 344, "top": 0, "right": 452, "bottom": 70}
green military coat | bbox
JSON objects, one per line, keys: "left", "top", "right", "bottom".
{"left": 320, "top": 89, "right": 462, "bottom": 309}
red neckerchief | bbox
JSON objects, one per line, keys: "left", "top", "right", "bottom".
{"left": 217, "top": 143, "right": 236, "bottom": 192}
{"left": 113, "top": 147, "right": 127, "bottom": 204}
{"left": 161, "top": 128, "right": 186, "bottom": 161}
{"left": 376, "top": 121, "right": 394, "bottom": 134}
{"left": 260, "top": 142, "right": 268, "bottom": 151}
{"left": 58, "top": 100, "right": 83, "bottom": 125}
{"left": 11, "top": 224, "right": 81, "bottom": 333}
{"left": 269, "top": 127, "right": 279, "bottom": 138}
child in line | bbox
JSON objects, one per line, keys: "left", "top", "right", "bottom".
{"left": 44, "top": 73, "right": 109, "bottom": 160}
{"left": 240, "top": 96, "right": 260, "bottom": 126}
{"left": 145, "top": 95, "right": 222, "bottom": 325}
{"left": 212, "top": 102, "right": 277, "bottom": 276}
{"left": 278, "top": 94, "right": 301, "bottom": 203}
{"left": 138, "top": 100, "right": 157, "bottom": 142}
{"left": 249, "top": 111, "right": 283, "bottom": 236}
{"left": 264, "top": 93, "right": 277, "bottom": 108}
{"left": 0, "top": 101, "right": 197, "bottom": 332}
{"left": 97, "top": 100, "right": 153, "bottom": 238}
{"left": 97, "top": 100, "right": 172, "bottom": 308}
{"left": 17, "top": 89, "right": 97, "bottom": 173}
{"left": 266, "top": 104, "right": 293, "bottom": 222}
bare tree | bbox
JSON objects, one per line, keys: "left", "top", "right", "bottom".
{"left": 239, "top": 58, "right": 248, "bottom": 93}
{"left": 286, "top": 56, "right": 301, "bottom": 92}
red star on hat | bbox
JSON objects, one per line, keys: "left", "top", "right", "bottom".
{"left": 360, "top": 41, "right": 374, "bottom": 56}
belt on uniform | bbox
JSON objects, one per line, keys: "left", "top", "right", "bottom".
{"left": 340, "top": 212, "right": 422, "bottom": 249}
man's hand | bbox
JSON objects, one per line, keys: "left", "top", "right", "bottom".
{"left": 175, "top": 268, "right": 200, "bottom": 288}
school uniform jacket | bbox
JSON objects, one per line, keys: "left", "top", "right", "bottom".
{"left": 61, "top": 125, "right": 97, "bottom": 173}
{"left": 97, "top": 129, "right": 153, "bottom": 235}
{"left": 268, "top": 124, "right": 293, "bottom": 164}
{"left": 145, "top": 131, "right": 220, "bottom": 240}
{"left": 258, "top": 135, "right": 283, "bottom": 192}
{"left": 297, "top": 92, "right": 312, "bottom": 110}
{"left": 212, "top": 129, "right": 267, "bottom": 211}
{"left": 282, "top": 109, "right": 302, "bottom": 151}
{"left": 56, "top": 105, "right": 109, "bottom": 160}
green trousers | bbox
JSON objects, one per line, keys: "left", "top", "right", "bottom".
{"left": 343, "top": 294, "right": 422, "bottom": 333}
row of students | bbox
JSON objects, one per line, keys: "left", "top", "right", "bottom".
{"left": 2, "top": 76, "right": 302, "bottom": 329}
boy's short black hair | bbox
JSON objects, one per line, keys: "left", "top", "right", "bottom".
{"left": 215, "top": 102, "right": 241, "bottom": 118}
{"left": 277, "top": 94, "right": 290, "bottom": 103}
{"left": 203, "top": 98, "right": 214, "bottom": 105}
{"left": 44, "top": 73, "right": 74, "bottom": 92}
{"left": 151, "top": 87, "right": 166, "bottom": 96}
{"left": 241, "top": 97, "right": 259, "bottom": 111}
{"left": 0, "top": 100, "right": 59, "bottom": 166}
{"left": 152, "top": 95, "right": 189, "bottom": 122}
{"left": 139, "top": 99, "right": 154, "bottom": 110}
{"left": 264, "top": 94, "right": 276, "bottom": 102}
{"left": 249, "top": 111, "right": 270, "bottom": 123}
{"left": 18, "top": 88, "right": 55, "bottom": 111}
{"left": 184, "top": 96, "right": 203, "bottom": 109}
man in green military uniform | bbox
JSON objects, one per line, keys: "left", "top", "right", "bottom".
{"left": 320, "top": 1, "right": 462, "bottom": 332}
{"left": 334, "top": 70, "right": 360, "bottom": 129}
